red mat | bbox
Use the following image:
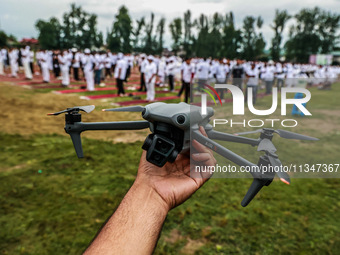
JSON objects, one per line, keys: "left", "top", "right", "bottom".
{"left": 57, "top": 87, "right": 118, "bottom": 94}
{"left": 81, "top": 91, "right": 147, "bottom": 100}
{"left": 117, "top": 96, "right": 179, "bottom": 106}
{"left": 31, "top": 84, "right": 84, "bottom": 89}
{"left": 191, "top": 92, "right": 267, "bottom": 106}
{"left": 81, "top": 89, "right": 179, "bottom": 100}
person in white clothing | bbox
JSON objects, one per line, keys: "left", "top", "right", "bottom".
{"left": 157, "top": 57, "right": 166, "bottom": 87}
{"left": 21, "top": 46, "right": 33, "bottom": 80}
{"left": 216, "top": 58, "right": 229, "bottom": 100}
{"left": 9, "top": 48, "right": 19, "bottom": 77}
{"left": 138, "top": 54, "right": 148, "bottom": 91}
{"left": 40, "top": 50, "right": 50, "bottom": 83}
{"left": 196, "top": 58, "right": 209, "bottom": 90}
{"left": 261, "top": 61, "right": 275, "bottom": 94}
{"left": 0, "top": 49, "right": 4, "bottom": 76}
{"left": 145, "top": 56, "right": 157, "bottom": 101}
{"left": 114, "top": 53, "right": 128, "bottom": 96}
{"left": 29, "top": 49, "right": 34, "bottom": 74}
{"left": 166, "top": 57, "right": 176, "bottom": 91}
{"left": 104, "top": 53, "right": 112, "bottom": 78}
{"left": 245, "top": 63, "right": 260, "bottom": 104}
{"left": 58, "top": 50, "right": 70, "bottom": 87}
{"left": 82, "top": 49, "right": 95, "bottom": 91}
{"left": 72, "top": 49, "right": 81, "bottom": 81}
{"left": 178, "top": 57, "right": 194, "bottom": 103}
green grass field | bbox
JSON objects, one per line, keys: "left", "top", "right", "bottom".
{"left": 0, "top": 82, "right": 339, "bottom": 254}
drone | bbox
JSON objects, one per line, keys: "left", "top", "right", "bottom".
{"left": 48, "top": 102, "right": 318, "bottom": 207}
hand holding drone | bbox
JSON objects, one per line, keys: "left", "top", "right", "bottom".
{"left": 48, "top": 102, "right": 318, "bottom": 207}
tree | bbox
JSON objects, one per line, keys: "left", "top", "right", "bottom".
{"left": 208, "top": 12, "right": 223, "bottom": 58}
{"left": 133, "top": 17, "right": 145, "bottom": 52}
{"left": 270, "top": 10, "right": 291, "bottom": 61}
{"left": 143, "top": 13, "right": 156, "bottom": 54}
{"left": 285, "top": 7, "right": 340, "bottom": 62}
{"left": 61, "top": 3, "right": 102, "bottom": 49}
{"left": 169, "top": 18, "right": 182, "bottom": 54}
{"left": 0, "top": 30, "right": 8, "bottom": 48}
{"left": 35, "top": 17, "right": 61, "bottom": 49}
{"left": 195, "top": 14, "right": 209, "bottom": 57}
{"left": 221, "top": 12, "right": 241, "bottom": 59}
{"left": 241, "top": 16, "right": 266, "bottom": 60}
{"left": 156, "top": 18, "right": 166, "bottom": 54}
{"left": 107, "top": 6, "right": 132, "bottom": 53}
{"left": 36, "top": 3, "right": 102, "bottom": 50}
{"left": 183, "top": 10, "right": 194, "bottom": 56}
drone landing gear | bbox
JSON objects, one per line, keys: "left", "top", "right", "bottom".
{"left": 241, "top": 155, "right": 275, "bottom": 207}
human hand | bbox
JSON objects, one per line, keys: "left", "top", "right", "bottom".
{"left": 134, "top": 126, "right": 216, "bottom": 212}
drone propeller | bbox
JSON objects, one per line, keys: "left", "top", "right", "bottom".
{"left": 48, "top": 105, "right": 95, "bottom": 116}
{"left": 257, "top": 138, "right": 290, "bottom": 185}
{"left": 103, "top": 106, "right": 145, "bottom": 112}
{"left": 235, "top": 128, "right": 318, "bottom": 141}
{"left": 257, "top": 138, "right": 277, "bottom": 154}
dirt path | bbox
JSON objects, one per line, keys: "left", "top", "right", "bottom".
{"left": 0, "top": 82, "right": 149, "bottom": 143}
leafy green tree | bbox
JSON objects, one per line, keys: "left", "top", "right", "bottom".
{"left": 221, "top": 12, "right": 241, "bottom": 59}
{"left": 0, "top": 30, "right": 8, "bottom": 47}
{"left": 169, "top": 18, "right": 182, "bottom": 54}
{"left": 285, "top": 7, "right": 340, "bottom": 62}
{"left": 195, "top": 14, "right": 209, "bottom": 57}
{"left": 61, "top": 3, "right": 102, "bottom": 49}
{"left": 241, "top": 16, "right": 266, "bottom": 60}
{"left": 35, "top": 17, "right": 61, "bottom": 49}
{"left": 270, "top": 10, "right": 291, "bottom": 61}
{"left": 183, "top": 10, "right": 194, "bottom": 56}
{"left": 208, "top": 13, "right": 223, "bottom": 58}
{"left": 132, "top": 17, "right": 145, "bottom": 52}
{"left": 143, "top": 13, "right": 156, "bottom": 54}
{"left": 107, "top": 6, "right": 132, "bottom": 53}
{"left": 156, "top": 18, "right": 166, "bottom": 54}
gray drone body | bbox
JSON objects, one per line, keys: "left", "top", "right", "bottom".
{"left": 49, "top": 102, "right": 318, "bottom": 207}
{"left": 140, "top": 102, "right": 214, "bottom": 153}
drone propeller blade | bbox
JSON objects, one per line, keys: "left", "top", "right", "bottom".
{"left": 275, "top": 129, "right": 318, "bottom": 141}
{"left": 78, "top": 105, "right": 95, "bottom": 113}
{"left": 234, "top": 129, "right": 262, "bottom": 136}
{"left": 267, "top": 155, "right": 290, "bottom": 185}
{"left": 47, "top": 109, "right": 68, "bottom": 116}
{"left": 69, "top": 132, "right": 83, "bottom": 158}
{"left": 241, "top": 179, "right": 265, "bottom": 207}
{"left": 257, "top": 138, "right": 277, "bottom": 154}
{"left": 47, "top": 105, "right": 95, "bottom": 116}
{"left": 103, "top": 106, "right": 145, "bottom": 112}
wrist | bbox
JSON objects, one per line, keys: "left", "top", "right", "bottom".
{"left": 132, "top": 178, "right": 170, "bottom": 216}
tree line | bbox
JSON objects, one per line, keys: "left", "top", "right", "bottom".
{"left": 2, "top": 3, "right": 339, "bottom": 63}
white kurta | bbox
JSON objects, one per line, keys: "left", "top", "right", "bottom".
{"left": 58, "top": 55, "right": 70, "bottom": 86}
{"left": 41, "top": 52, "right": 50, "bottom": 82}
{"left": 22, "top": 48, "right": 33, "bottom": 79}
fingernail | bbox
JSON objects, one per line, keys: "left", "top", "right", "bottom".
{"left": 193, "top": 153, "right": 200, "bottom": 157}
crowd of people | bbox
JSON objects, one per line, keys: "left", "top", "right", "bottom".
{"left": 1, "top": 46, "right": 339, "bottom": 103}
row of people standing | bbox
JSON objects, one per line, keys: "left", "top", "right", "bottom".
{"left": 135, "top": 55, "right": 339, "bottom": 104}
{"left": 1, "top": 46, "right": 34, "bottom": 79}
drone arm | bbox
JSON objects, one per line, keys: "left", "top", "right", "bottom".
{"left": 206, "top": 129, "right": 260, "bottom": 146}
{"left": 64, "top": 121, "right": 149, "bottom": 159}
{"left": 192, "top": 130, "right": 259, "bottom": 176}
{"left": 192, "top": 130, "right": 269, "bottom": 207}
{"left": 78, "top": 121, "right": 150, "bottom": 131}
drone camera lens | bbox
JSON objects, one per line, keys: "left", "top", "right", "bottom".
{"left": 177, "top": 115, "right": 185, "bottom": 125}
{"left": 156, "top": 139, "right": 171, "bottom": 154}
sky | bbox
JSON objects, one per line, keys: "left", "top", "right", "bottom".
{"left": 0, "top": 0, "right": 339, "bottom": 49}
